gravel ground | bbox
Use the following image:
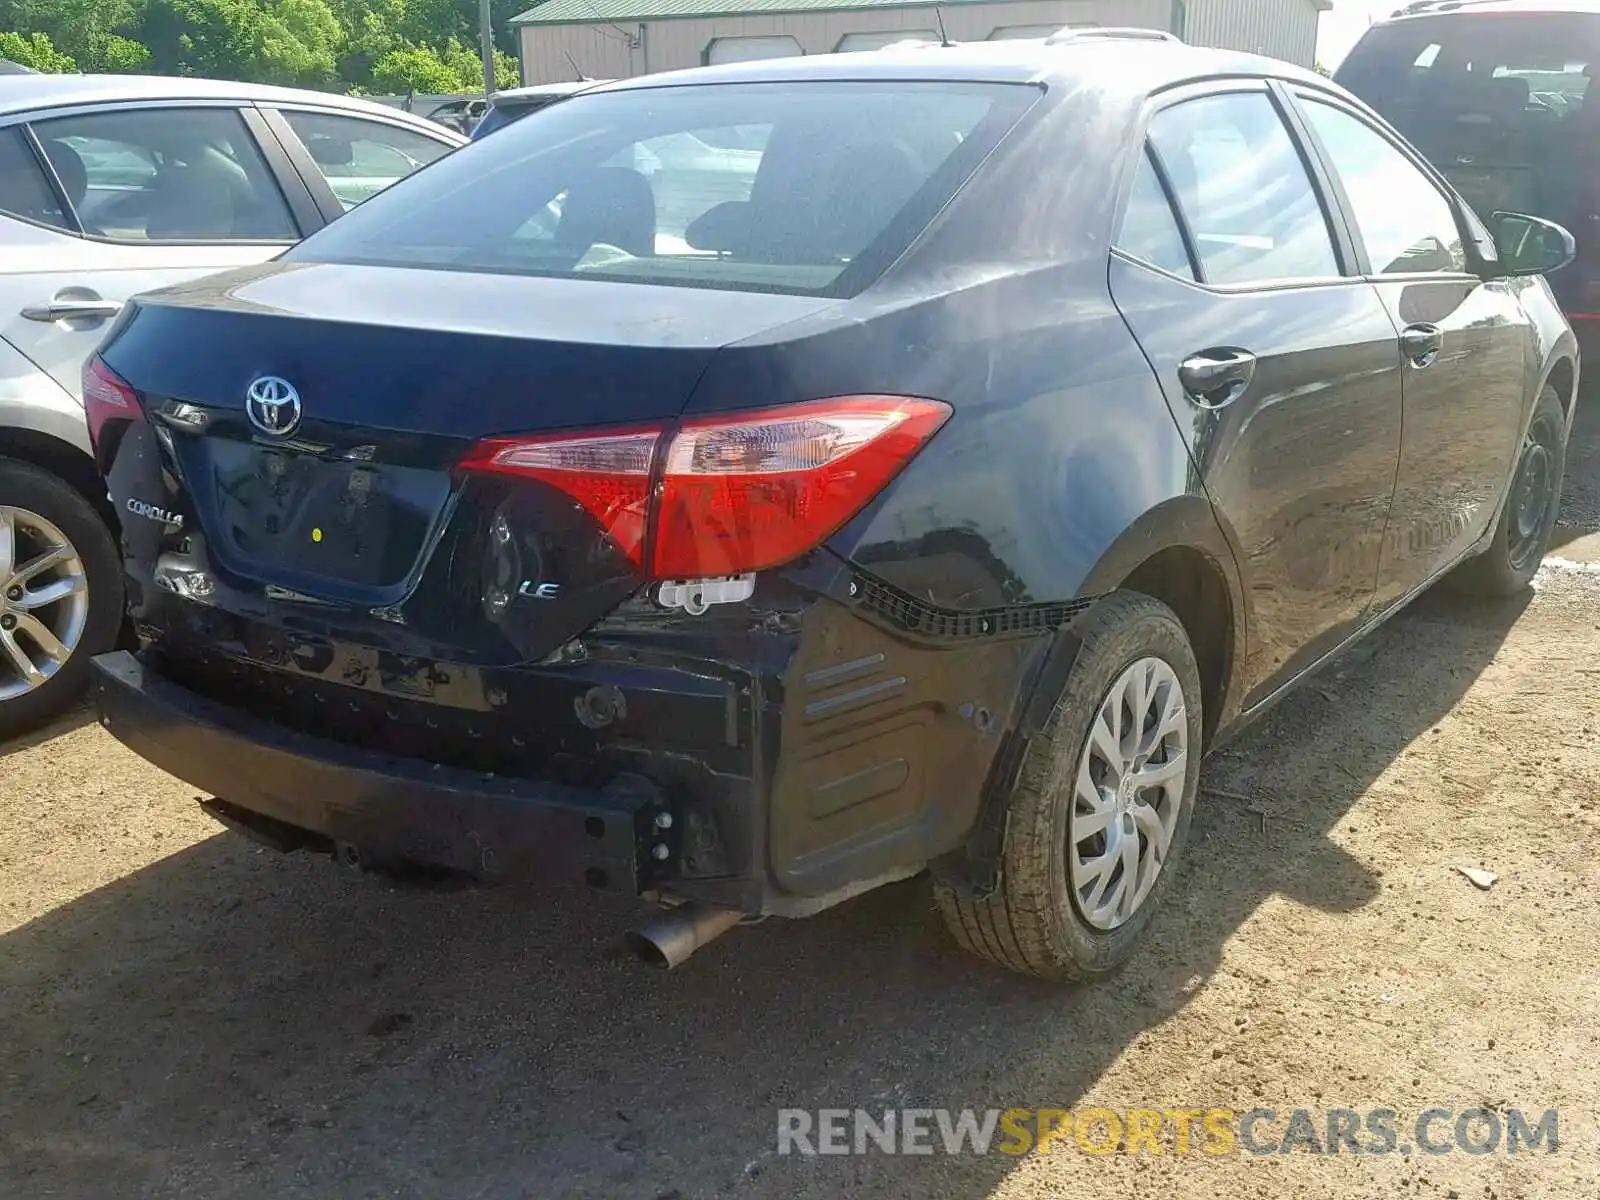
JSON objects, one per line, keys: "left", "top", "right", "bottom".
{"left": 3, "top": 406, "right": 1600, "bottom": 1200}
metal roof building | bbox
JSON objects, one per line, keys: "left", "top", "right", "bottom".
{"left": 511, "top": 0, "right": 1330, "bottom": 84}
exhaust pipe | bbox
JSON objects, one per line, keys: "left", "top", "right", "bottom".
{"left": 625, "top": 904, "right": 744, "bottom": 969}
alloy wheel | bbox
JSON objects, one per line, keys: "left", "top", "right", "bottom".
{"left": 1068, "top": 655, "right": 1189, "bottom": 930}
{"left": 0, "top": 506, "right": 90, "bottom": 702}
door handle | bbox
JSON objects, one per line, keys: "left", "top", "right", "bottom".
{"left": 1178, "top": 348, "right": 1257, "bottom": 408}
{"left": 1400, "top": 323, "right": 1443, "bottom": 368}
{"left": 21, "top": 298, "right": 124, "bottom": 323}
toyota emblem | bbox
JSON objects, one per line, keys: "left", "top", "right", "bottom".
{"left": 245, "top": 375, "right": 302, "bottom": 437}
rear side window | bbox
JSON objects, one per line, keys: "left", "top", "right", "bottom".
{"left": 0, "top": 127, "right": 70, "bottom": 231}
{"left": 288, "top": 81, "right": 1039, "bottom": 297}
{"left": 1115, "top": 150, "right": 1195, "bottom": 278}
{"left": 1301, "top": 99, "right": 1466, "bottom": 275}
{"left": 278, "top": 110, "right": 452, "bottom": 211}
{"left": 1147, "top": 92, "right": 1339, "bottom": 285}
{"left": 31, "top": 107, "right": 297, "bottom": 242}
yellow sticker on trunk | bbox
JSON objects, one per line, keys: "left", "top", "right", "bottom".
{"left": 312, "top": 528, "right": 323, "bottom": 543}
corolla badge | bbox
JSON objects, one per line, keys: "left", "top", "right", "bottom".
{"left": 245, "top": 375, "right": 302, "bottom": 437}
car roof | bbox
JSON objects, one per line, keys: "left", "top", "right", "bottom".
{"left": 0, "top": 73, "right": 465, "bottom": 137}
{"left": 579, "top": 36, "right": 1330, "bottom": 97}
{"left": 1380, "top": 0, "right": 1600, "bottom": 22}
{"left": 492, "top": 80, "right": 610, "bottom": 103}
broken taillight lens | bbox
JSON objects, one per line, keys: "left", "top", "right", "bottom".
{"left": 460, "top": 396, "right": 951, "bottom": 579}
{"left": 83, "top": 355, "right": 139, "bottom": 461}
{"left": 459, "top": 427, "right": 660, "bottom": 569}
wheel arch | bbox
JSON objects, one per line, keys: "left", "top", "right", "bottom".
{"left": 931, "top": 494, "right": 1249, "bottom": 899}
{"left": 1543, "top": 353, "right": 1578, "bottom": 425}
{"left": 0, "top": 426, "right": 117, "bottom": 531}
{"left": 1077, "top": 494, "right": 1250, "bottom": 746}
{"left": 0, "top": 337, "right": 115, "bottom": 529}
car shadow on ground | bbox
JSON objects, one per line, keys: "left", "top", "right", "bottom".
{"left": 0, "top": 584, "right": 1530, "bottom": 1200}
{"left": 0, "top": 704, "right": 94, "bottom": 761}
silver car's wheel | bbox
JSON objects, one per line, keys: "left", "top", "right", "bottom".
{"left": 0, "top": 505, "right": 91, "bottom": 702}
{"left": 1069, "top": 656, "right": 1188, "bottom": 930}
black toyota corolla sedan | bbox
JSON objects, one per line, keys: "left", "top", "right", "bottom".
{"left": 84, "top": 31, "right": 1577, "bottom": 980}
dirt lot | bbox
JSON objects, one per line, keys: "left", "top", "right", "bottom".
{"left": 5, "top": 410, "right": 1600, "bottom": 1200}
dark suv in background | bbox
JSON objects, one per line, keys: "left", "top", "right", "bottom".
{"left": 1338, "top": 0, "right": 1600, "bottom": 348}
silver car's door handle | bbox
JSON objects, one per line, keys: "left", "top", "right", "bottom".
{"left": 22, "top": 299, "right": 124, "bottom": 323}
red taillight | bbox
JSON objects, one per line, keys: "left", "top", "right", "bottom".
{"left": 460, "top": 395, "right": 951, "bottom": 580}
{"left": 83, "top": 355, "right": 138, "bottom": 457}
{"left": 458, "top": 427, "right": 660, "bottom": 569}
{"left": 654, "top": 396, "right": 951, "bottom": 578}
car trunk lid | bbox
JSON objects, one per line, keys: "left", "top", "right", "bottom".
{"left": 101, "top": 262, "right": 836, "bottom": 659}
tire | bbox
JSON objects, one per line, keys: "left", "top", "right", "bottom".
{"left": 935, "top": 591, "right": 1203, "bottom": 981}
{"left": 0, "top": 457, "right": 123, "bottom": 738}
{"left": 1450, "top": 384, "right": 1567, "bottom": 597}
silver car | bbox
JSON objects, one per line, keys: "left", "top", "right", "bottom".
{"left": 0, "top": 75, "right": 463, "bottom": 734}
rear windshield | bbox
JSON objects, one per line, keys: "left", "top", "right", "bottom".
{"left": 1338, "top": 12, "right": 1600, "bottom": 224}
{"left": 289, "top": 80, "right": 1037, "bottom": 297}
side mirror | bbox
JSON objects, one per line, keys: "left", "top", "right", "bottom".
{"left": 1491, "top": 211, "right": 1576, "bottom": 277}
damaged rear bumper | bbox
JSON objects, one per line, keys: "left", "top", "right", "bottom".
{"left": 90, "top": 650, "right": 662, "bottom": 891}
{"left": 95, "top": 560, "right": 1051, "bottom": 916}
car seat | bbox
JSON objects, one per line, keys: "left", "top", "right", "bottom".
{"left": 144, "top": 146, "right": 245, "bottom": 240}
{"left": 40, "top": 140, "right": 88, "bottom": 214}
{"left": 553, "top": 166, "right": 656, "bottom": 261}
{"left": 811, "top": 141, "right": 925, "bottom": 263}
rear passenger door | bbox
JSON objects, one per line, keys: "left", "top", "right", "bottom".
{"left": 1109, "top": 83, "right": 1404, "bottom": 709}
{"left": 1288, "top": 89, "right": 1530, "bottom": 608}
{"left": 0, "top": 102, "right": 317, "bottom": 401}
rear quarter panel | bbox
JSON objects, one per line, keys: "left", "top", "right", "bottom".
{"left": 691, "top": 264, "right": 1249, "bottom": 897}
{"left": 0, "top": 334, "right": 91, "bottom": 456}
{"left": 691, "top": 259, "right": 1244, "bottom": 703}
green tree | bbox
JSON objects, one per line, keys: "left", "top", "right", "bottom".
{"left": 260, "top": 0, "right": 342, "bottom": 85}
{"left": 97, "top": 34, "right": 153, "bottom": 72}
{"left": 370, "top": 41, "right": 459, "bottom": 91}
{"left": 137, "top": 0, "right": 344, "bottom": 86}
{"left": 0, "top": 28, "right": 76, "bottom": 72}
{"left": 332, "top": 2, "right": 397, "bottom": 88}
{"left": 0, "top": 0, "right": 523, "bottom": 91}
{"left": 138, "top": 0, "right": 265, "bottom": 78}
{"left": 0, "top": 0, "right": 137, "bottom": 66}
{"left": 440, "top": 35, "right": 516, "bottom": 89}
{"left": 393, "top": 0, "right": 469, "bottom": 50}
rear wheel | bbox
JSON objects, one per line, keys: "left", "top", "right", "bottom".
{"left": 1450, "top": 384, "right": 1567, "bottom": 596}
{"left": 0, "top": 458, "right": 123, "bottom": 738}
{"left": 935, "top": 591, "right": 1203, "bottom": 981}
